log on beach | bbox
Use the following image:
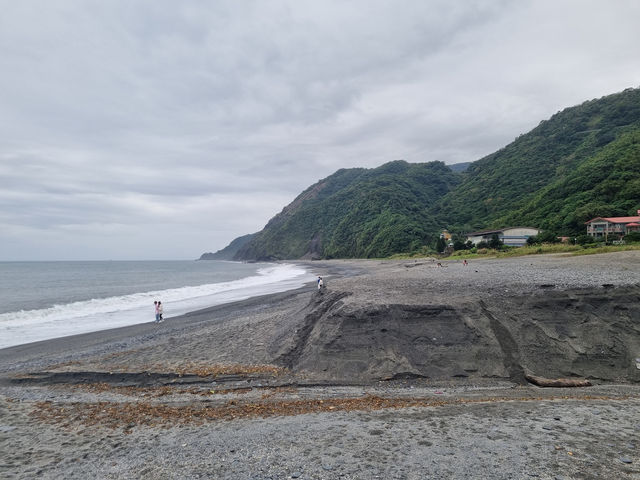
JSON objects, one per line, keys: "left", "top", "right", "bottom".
{"left": 525, "top": 374, "right": 592, "bottom": 388}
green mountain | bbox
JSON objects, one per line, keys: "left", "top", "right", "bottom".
{"left": 438, "top": 87, "right": 640, "bottom": 234}
{"left": 235, "top": 161, "right": 460, "bottom": 260}
{"left": 218, "top": 87, "right": 640, "bottom": 260}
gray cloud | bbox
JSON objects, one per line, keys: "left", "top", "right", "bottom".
{"left": 1, "top": 0, "right": 639, "bottom": 260}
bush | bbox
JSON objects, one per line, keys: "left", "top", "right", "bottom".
{"left": 453, "top": 239, "right": 467, "bottom": 250}
{"left": 575, "top": 234, "right": 597, "bottom": 245}
{"left": 624, "top": 231, "right": 640, "bottom": 243}
{"left": 528, "top": 231, "right": 559, "bottom": 244}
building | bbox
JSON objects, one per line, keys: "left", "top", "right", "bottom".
{"left": 585, "top": 211, "right": 640, "bottom": 239}
{"left": 466, "top": 227, "right": 540, "bottom": 247}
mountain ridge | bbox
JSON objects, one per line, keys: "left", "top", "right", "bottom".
{"left": 204, "top": 87, "right": 640, "bottom": 260}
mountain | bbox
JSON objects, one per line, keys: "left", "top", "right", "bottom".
{"left": 199, "top": 233, "right": 256, "bottom": 260}
{"left": 234, "top": 160, "right": 460, "bottom": 260}
{"left": 212, "top": 87, "right": 640, "bottom": 260}
{"left": 437, "top": 87, "right": 640, "bottom": 234}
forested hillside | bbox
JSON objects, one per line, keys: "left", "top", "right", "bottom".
{"left": 437, "top": 87, "right": 640, "bottom": 234}
{"left": 498, "top": 129, "right": 640, "bottom": 233}
{"left": 234, "top": 161, "right": 459, "bottom": 260}
{"left": 209, "top": 87, "right": 640, "bottom": 260}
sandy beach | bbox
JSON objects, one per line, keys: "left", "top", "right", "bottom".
{"left": 1, "top": 252, "right": 640, "bottom": 479}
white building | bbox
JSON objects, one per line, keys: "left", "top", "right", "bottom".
{"left": 466, "top": 227, "right": 540, "bottom": 247}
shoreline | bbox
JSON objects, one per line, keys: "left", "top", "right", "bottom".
{"left": 2, "top": 253, "right": 640, "bottom": 479}
{"left": 0, "top": 260, "right": 318, "bottom": 353}
{"left": 0, "top": 259, "right": 357, "bottom": 374}
{"left": 0, "top": 285, "right": 309, "bottom": 373}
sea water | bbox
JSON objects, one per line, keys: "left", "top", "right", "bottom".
{"left": 0, "top": 260, "right": 307, "bottom": 349}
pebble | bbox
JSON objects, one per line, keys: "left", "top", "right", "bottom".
{"left": 619, "top": 457, "right": 633, "bottom": 464}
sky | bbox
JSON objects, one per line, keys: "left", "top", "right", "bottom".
{"left": 1, "top": 1, "right": 639, "bottom": 261}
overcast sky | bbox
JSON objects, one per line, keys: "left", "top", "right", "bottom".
{"left": 1, "top": 1, "right": 639, "bottom": 260}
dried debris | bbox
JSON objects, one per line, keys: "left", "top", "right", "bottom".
{"left": 30, "top": 393, "right": 634, "bottom": 430}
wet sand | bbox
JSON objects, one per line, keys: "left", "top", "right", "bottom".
{"left": 1, "top": 252, "right": 639, "bottom": 479}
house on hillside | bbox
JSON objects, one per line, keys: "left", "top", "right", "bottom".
{"left": 585, "top": 211, "right": 640, "bottom": 239}
{"left": 466, "top": 227, "right": 540, "bottom": 247}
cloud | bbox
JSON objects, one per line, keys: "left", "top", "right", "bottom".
{"left": 1, "top": 0, "right": 639, "bottom": 259}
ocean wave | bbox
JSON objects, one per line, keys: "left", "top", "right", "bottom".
{"left": 0, "top": 263, "right": 307, "bottom": 349}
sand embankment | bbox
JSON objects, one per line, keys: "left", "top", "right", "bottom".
{"left": 1, "top": 251, "right": 639, "bottom": 479}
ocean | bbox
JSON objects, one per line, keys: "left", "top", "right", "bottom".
{"left": 0, "top": 260, "right": 307, "bottom": 349}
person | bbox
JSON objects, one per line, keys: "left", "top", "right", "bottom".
{"left": 158, "top": 301, "right": 164, "bottom": 322}
{"left": 463, "top": 259, "right": 468, "bottom": 266}
{"left": 317, "top": 276, "right": 324, "bottom": 290}
{"left": 154, "top": 301, "right": 160, "bottom": 322}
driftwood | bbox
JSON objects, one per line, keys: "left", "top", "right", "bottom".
{"left": 525, "top": 374, "right": 592, "bottom": 388}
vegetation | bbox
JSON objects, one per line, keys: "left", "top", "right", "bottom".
{"left": 235, "top": 161, "right": 460, "bottom": 260}
{"left": 625, "top": 231, "right": 640, "bottom": 243}
{"left": 449, "top": 243, "right": 640, "bottom": 259}
{"left": 437, "top": 87, "right": 640, "bottom": 236}
{"left": 223, "top": 87, "right": 640, "bottom": 261}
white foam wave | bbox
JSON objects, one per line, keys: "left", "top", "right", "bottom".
{"left": 0, "top": 263, "right": 307, "bottom": 349}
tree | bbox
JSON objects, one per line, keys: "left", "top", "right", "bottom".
{"left": 488, "top": 233, "right": 503, "bottom": 249}
{"left": 527, "top": 231, "right": 559, "bottom": 244}
{"left": 453, "top": 239, "right": 467, "bottom": 250}
{"left": 435, "top": 236, "right": 447, "bottom": 253}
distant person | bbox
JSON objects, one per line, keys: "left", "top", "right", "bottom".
{"left": 317, "top": 276, "right": 324, "bottom": 290}
{"left": 158, "top": 301, "right": 164, "bottom": 322}
{"left": 463, "top": 259, "right": 468, "bottom": 266}
{"left": 154, "top": 301, "right": 160, "bottom": 322}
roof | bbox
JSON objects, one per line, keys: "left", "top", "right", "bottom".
{"left": 466, "top": 229, "right": 503, "bottom": 236}
{"left": 466, "top": 226, "right": 539, "bottom": 236}
{"left": 585, "top": 216, "right": 640, "bottom": 224}
{"left": 626, "top": 222, "right": 640, "bottom": 226}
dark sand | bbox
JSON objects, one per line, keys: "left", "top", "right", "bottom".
{"left": 1, "top": 252, "right": 639, "bottom": 479}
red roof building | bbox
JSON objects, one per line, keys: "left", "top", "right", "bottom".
{"left": 585, "top": 210, "right": 640, "bottom": 238}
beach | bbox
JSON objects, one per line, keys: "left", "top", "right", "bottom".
{"left": 1, "top": 252, "right": 640, "bottom": 479}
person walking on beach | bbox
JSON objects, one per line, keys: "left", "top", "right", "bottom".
{"left": 317, "top": 276, "right": 324, "bottom": 290}
{"left": 154, "top": 301, "right": 160, "bottom": 322}
{"left": 158, "top": 301, "right": 164, "bottom": 322}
